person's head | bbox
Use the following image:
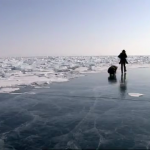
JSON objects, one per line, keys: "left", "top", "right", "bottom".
{"left": 122, "top": 50, "right": 126, "bottom": 53}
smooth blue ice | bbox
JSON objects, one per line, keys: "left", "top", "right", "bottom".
{"left": 0, "top": 68, "right": 150, "bottom": 149}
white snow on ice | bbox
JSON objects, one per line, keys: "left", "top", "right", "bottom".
{"left": 128, "top": 93, "right": 144, "bottom": 97}
{"left": 0, "top": 56, "right": 149, "bottom": 93}
{"left": 0, "top": 88, "right": 20, "bottom": 93}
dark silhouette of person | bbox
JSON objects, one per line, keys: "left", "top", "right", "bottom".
{"left": 118, "top": 50, "right": 128, "bottom": 74}
{"left": 108, "top": 66, "right": 118, "bottom": 84}
{"left": 107, "top": 65, "right": 117, "bottom": 76}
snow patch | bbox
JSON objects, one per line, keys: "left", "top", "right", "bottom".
{"left": 128, "top": 93, "right": 144, "bottom": 97}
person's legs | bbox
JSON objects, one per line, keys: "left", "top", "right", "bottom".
{"left": 124, "top": 63, "right": 126, "bottom": 72}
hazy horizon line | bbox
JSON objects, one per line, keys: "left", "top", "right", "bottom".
{"left": 0, "top": 54, "right": 150, "bottom": 59}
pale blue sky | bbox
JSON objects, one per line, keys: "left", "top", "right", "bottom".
{"left": 0, "top": 0, "right": 150, "bottom": 57}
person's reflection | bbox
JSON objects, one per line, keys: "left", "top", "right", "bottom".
{"left": 119, "top": 73, "right": 127, "bottom": 97}
{"left": 108, "top": 75, "right": 117, "bottom": 84}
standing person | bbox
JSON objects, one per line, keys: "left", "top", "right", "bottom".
{"left": 118, "top": 50, "right": 128, "bottom": 74}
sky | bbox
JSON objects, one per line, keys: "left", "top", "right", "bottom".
{"left": 0, "top": 0, "right": 150, "bottom": 57}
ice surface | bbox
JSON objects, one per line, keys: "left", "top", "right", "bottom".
{"left": 0, "top": 68, "right": 150, "bottom": 149}
{"left": 0, "top": 56, "right": 149, "bottom": 93}
{"left": 10, "top": 91, "right": 36, "bottom": 95}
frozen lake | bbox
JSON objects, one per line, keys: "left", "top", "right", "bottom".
{"left": 0, "top": 68, "right": 150, "bottom": 149}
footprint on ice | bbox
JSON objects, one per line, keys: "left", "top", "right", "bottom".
{"left": 128, "top": 93, "right": 144, "bottom": 97}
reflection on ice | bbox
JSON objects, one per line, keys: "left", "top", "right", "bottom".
{"left": 108, "top": 75, "right": 117, "bottom": 84}
{"left": 119, "top": 73, "right": 127, "bottom": 97}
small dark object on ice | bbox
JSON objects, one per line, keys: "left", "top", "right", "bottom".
{"left": 108, "top": 65, "right": 118, "bottom": 76}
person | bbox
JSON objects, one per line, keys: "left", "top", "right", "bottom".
{"left": 118, "top": 50, "right": 128, "bottom": 74}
